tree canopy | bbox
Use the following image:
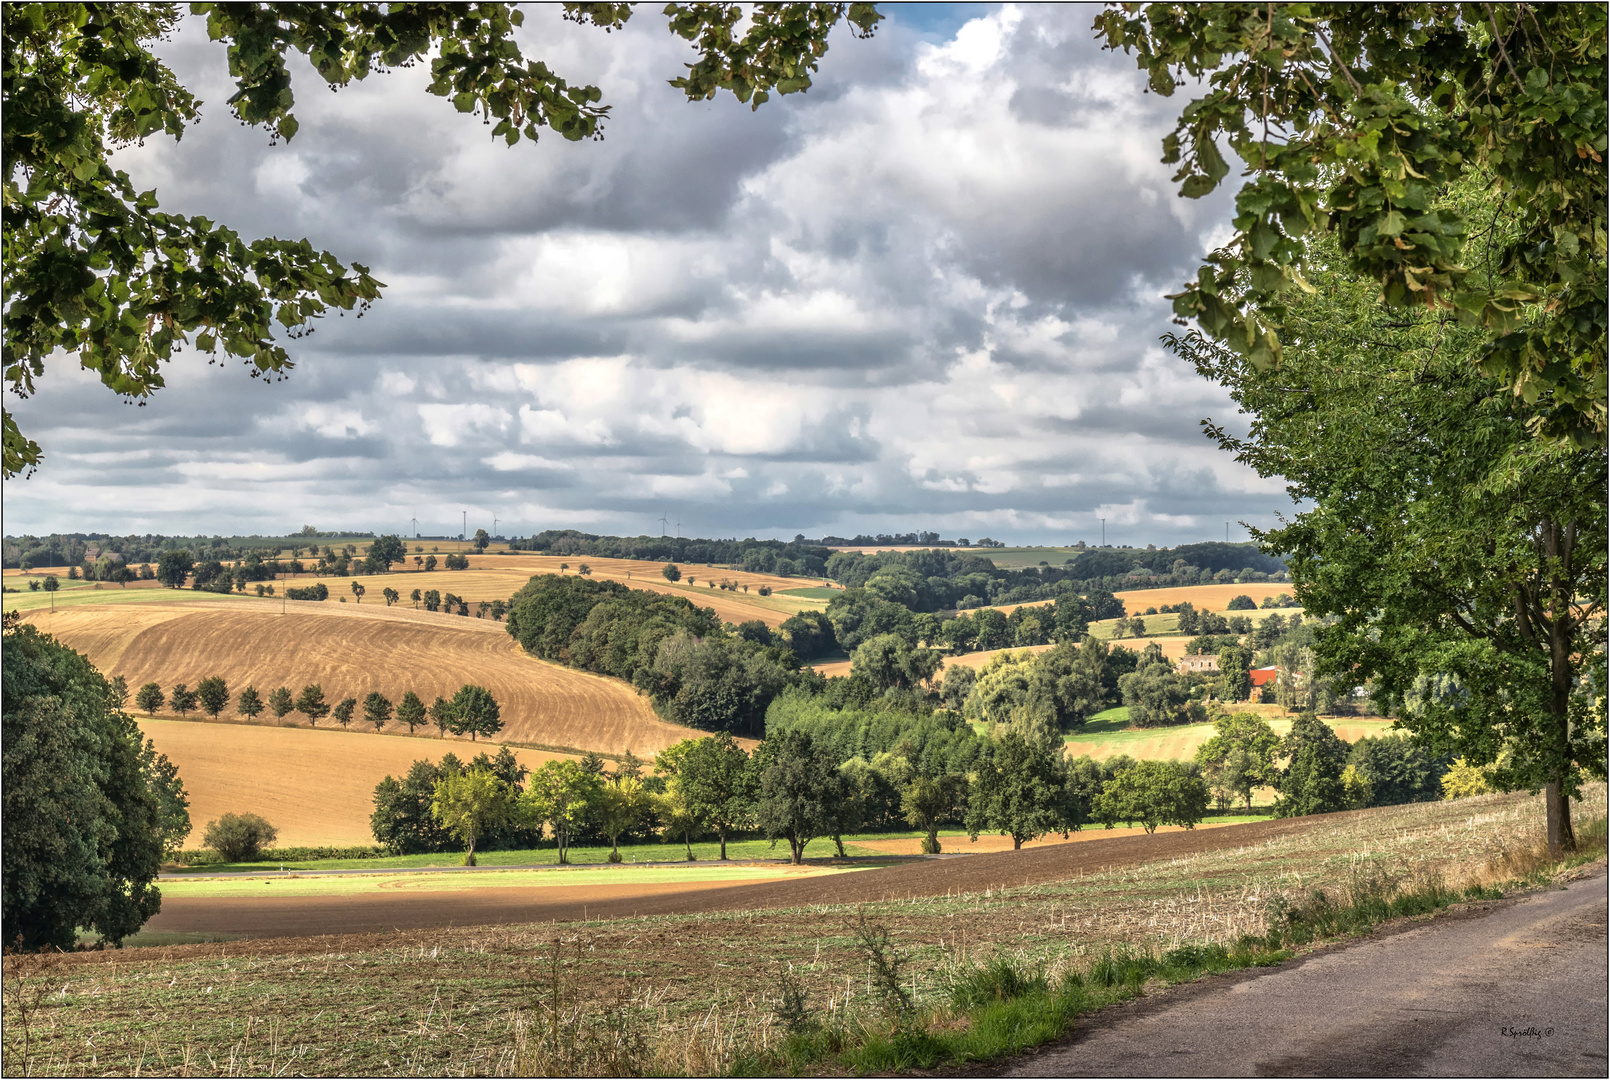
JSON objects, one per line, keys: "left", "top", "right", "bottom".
{"left": 3, "top": 621, "right": 187, "bottom": 949}
{"left": 1094, "top": 3, "right": 1607, "bottom": 447}
{"left": 1173, "top": 197, "right": 1606, "bottom": 852}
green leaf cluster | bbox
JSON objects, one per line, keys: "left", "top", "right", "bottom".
{"left": 1096, "top": 2, "right": 1607, "bottom": 445}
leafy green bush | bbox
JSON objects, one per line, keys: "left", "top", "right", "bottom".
{"left": 202, "top": 812, "right": 278, "bottom": 862}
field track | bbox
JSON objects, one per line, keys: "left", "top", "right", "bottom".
{"left": 25, "top": 601, "right": 698, "bottom": 758}
{"left": 143, "top": 814, "right": 1335, "bottom": 943}
{"left": 137, "top": 719, "right": 575, "bottom": 847}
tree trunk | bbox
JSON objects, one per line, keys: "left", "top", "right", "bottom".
{"left": 718, "top": 830, "right": 727, "bottom": 860}
{"left": 1544, "top": 518, "right": 1577, "bottom": 857}
{"left": 1546, "top": 781, "right": 1574, "bottom": 857}
{"left": 790, "top": 836, "right": 805, "bottom": 865}
{"left": 832, "top": 833, "right": 846, "bottom": 858}
{"left": 683, "top": 830, "right": 693, "bottom": 860}
{"left": 1013, "top": 835, "right": 1023, "bottom": 850}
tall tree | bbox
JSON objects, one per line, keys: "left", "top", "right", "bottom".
{"left": 521, "top": 759, "right": 602, "bottom": 865}
{"left": 235, "top": 684, "right": 264, "bottom": 720}
{"left": 155, "top": 550, "right": 192, "bottom": 589}
{"left": 395, "top": 690, "right": 426, "bottom": 734}
{"left": 168, "top": 682, "right": 197, "bottom": 717}
{"left": 448, "top": 684, "right": 501, "bottom": 741}
{"left": 371, "top": 757, "right": 458, "bottom": 854}
{"left": 332, "top": 696, "right": 358, "bottom": 728}
{"left": 195, "top": 675, "right": 229, "bottom": 719}
{"left": 430, "top": 768, "right": 509, "bottom": 865}
{"left": 134, "top": 681, "right": 164, "bottom": 716}
{"left": 594, "top": 775, "right": 649, "bottom": 862}
{"left": 267, "top": 685, "right": 294, "bottom": 720}
{"left": 3, "top": 622, "right": 168, "bottom": 949}
{"left": 1091, "top": 759, "right": 1211, "bottom": 834}
{"left": 294, "top": 683, "right": 329, "bottom": 726}
{"left": 428, "top": 695, "right": 454, "bottom": 737}
{"left": 366, "top": 534, "right": 406, "bottom": 573}
{"left": 363, "top": 691, "right": 393, "bottom": 731}
{"left": 1173, "top": 206, "right": 1606, "bottom": 853}
{"left": 1194, "top": 712, "right": 1281, "bottom": 811}
{"left": 1273, "top": 713, "right": 1350, "bottom": 818}
{"left": 965, "top": 731, "right": 1067, "bottom": 850}
{"left": 677, "top": 732, "right": 753, "bottom": 860}
{"left": 753, "top": 729, "right": 843, "bottom": 864}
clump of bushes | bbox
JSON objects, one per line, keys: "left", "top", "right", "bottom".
{"left": 202, "top": 812, "right": 279, "bottom": 862}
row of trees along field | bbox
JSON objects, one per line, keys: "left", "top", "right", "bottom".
{"left": 133, "top": 677, "right": 504, "bottom": 740}
{"left": 370, "top": 694, "right": 1456, "bottom": 867}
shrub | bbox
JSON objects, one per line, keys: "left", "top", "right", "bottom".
{"left": 1441, "top": 758, "right": 1491, "bottom": 800}
{"left": 202, "top": 812, "right": 279, "bottom": 862}
{"left": 1226, "top": 594, "right": 1257, "bottom": 610}
{"left": 286, "top": 582, "right": 329, "bottom": 601}
{"left": 944, "top": 954, "right": 1049, "bottom": 1009}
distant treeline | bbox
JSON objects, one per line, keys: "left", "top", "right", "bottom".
{"left": 3, "top": 530, "right": 375, "bottom": 569}
{"left": 512, "top": 531, "right": 835, "bottom": 577}
{"left": 821, "top": 542, "right": 1285, "bottom": 612}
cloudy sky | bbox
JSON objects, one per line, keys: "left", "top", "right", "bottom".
{"left": 4, "top": 3, "right": 1293, "bottom": 545}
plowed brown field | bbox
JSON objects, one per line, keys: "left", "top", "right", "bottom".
{"left": 26, "top": 601, "right": 696, "bottom": 758}
{"left": 137, "top": 719, "right": 573, "bottom": 847}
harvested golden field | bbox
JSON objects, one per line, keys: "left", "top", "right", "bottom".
{"left": 1113, "top": 582, "right": 1294, "bottom": 613}
{"left": 353, "top": 555, "right": 835, "bottom": 628}
{"left": 26, "top": 601, "right": 697, "bottom": 758}
{"left": 137, "top": 719, "right": 574, "bottom": 847}
{"left": 1066, "top": 716, "right": 1399, "bottom": 763}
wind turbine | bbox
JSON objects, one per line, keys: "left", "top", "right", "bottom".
{"left": 410, "top": 517, "right": 419, "bottom": 538}
{"left": 658, "top": 512, "right": 670, "bottom": 537}
{"left": 493, "top": 516, "right": 499, "bottom": 539}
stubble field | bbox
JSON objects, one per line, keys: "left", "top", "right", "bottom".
{"left": 13, "top": 786, "right": 1601, "bottom": 1077}
{"left": 138, "top": 718, "right": 575, "bottom": 847}
{"left": 24, "top": 600, "right": 696, "bottom": 758}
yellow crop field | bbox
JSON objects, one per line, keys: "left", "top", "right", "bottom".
{"left": 354, "top": 554, "right": 834, "bottom": 628}
{"left": 25, "top": 601, "right": 699, "bottom": 758}
{"left": 1113, "top": 582, "right": 1294, "bottom": 613}
{"left": 1066, "top": 716, "right": 1398, "bottom": 763}
{"left": 137, "top": 718, "right": 574, "bottom": 848}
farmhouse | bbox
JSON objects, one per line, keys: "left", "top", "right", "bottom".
{"left": 1177, "top": 654, "right": 1219, "bottom": 674}
{"left": 1250, "top": 666, "right": 1280, "bottom": 687}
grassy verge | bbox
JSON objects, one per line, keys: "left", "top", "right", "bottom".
{"left": 7, "top": 787, "right": 1602, "bottom": 1077}
{"left": 167, "top": 835, "right": 908, "bottom": 873}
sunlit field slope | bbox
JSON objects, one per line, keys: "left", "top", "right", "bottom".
{"left": 25, "top": 600, "right": 695, "bottom": 757}
{"left": 137, "top": 718, "right": 575, "bottom": 847}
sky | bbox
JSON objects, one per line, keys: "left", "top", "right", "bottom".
{"left": 3, "top": 3, "right": 1295, "bottom": 546}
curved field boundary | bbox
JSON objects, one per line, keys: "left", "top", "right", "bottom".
{"left": 142, "top": 814, "right": 1343, "bottom": 941}
{"left": 27, "top": 602, "right": 698, "bottom": 758}
{"left": 137, "top": 718, "right": 576, "bottom": 847}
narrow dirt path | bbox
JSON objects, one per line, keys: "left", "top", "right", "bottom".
{"left": 1005, "top": 867, "right": 1608, "bottom": 1078}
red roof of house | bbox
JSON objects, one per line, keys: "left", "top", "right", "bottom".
{"left": 1249, "top": 666, "right": 1280, "bottom": 687}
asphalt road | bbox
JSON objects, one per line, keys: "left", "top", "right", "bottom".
{"left": 1006, "top": 867, "right": 1608, "bottom": 1078}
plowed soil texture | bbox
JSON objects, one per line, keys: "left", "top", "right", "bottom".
{"left": 148, "top": 815, "right": 1327, "bottom": 944}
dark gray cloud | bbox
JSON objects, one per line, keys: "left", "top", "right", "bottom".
{"left": 4, "top": 5, "right": 1290, "bottom": 546}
